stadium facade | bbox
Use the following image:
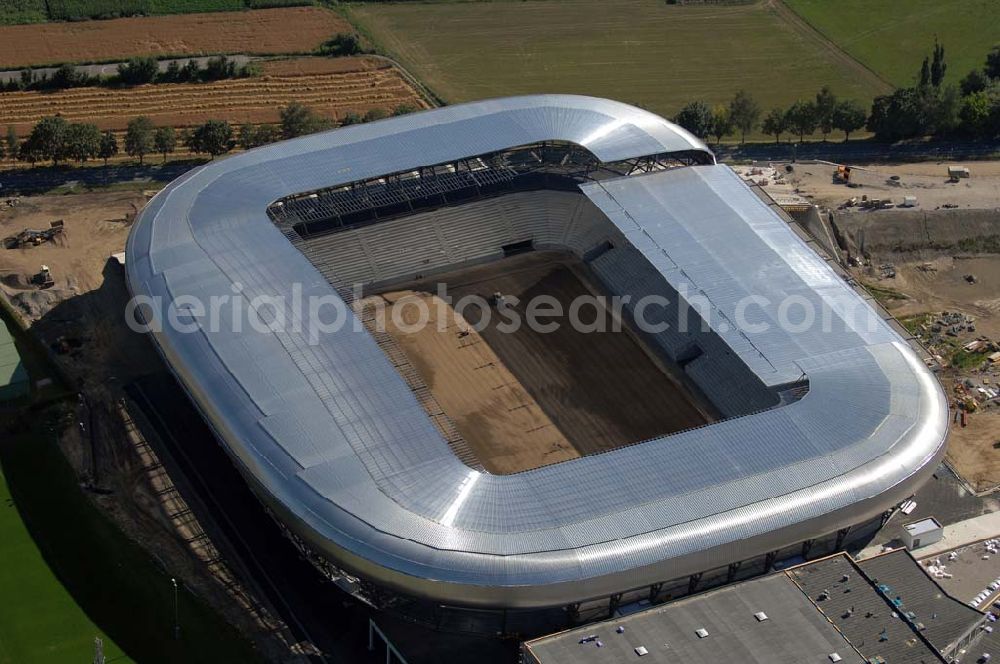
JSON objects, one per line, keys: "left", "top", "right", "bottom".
{"left": 126, "top": 95, "right": 948, "bottom": 612}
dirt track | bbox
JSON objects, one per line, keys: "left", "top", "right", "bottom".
{"left": 379, "top": 254, "right": 709, "bottom": 473}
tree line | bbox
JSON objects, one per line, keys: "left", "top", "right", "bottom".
{"left": 0, "top": 101, "right": 419, "bottom": 166}
{"left": 2, "top": 55, "right": 259, "bottom": 93}
{"left": 673, "top": 42, "right": 1000, "bottom": 144}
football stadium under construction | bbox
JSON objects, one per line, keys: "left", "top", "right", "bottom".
{"left": 125, "top": 95, "right": 950, "bottom": 625}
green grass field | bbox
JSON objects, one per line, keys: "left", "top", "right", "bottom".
{"left": 0, "top": 0, "right": 48, "bottom": 24}
{"left": 0, "top": 429, "right": 130, "bottom": 663}
{"left": 0, "top": 309, "right": 260, "bottom": 664}
{"left": 0, "top": 408, "right": 263, "bottom": 664}
{"left": 349, "top": 0, "right": 890, "bottom": 121}
{"left": 783, "top": 0, "right": 1000, "bottom": 87}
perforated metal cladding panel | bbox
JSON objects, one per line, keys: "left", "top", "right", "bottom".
{"left": 126, "top": 97, "right": 948, "bottom": 607}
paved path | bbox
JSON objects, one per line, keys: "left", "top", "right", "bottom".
{"left": 859, "top": 510, "right": 1000, "bottom": 560}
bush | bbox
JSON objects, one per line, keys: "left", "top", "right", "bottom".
{"left": 317, "top": 33, "right": 365, "bottom": 57}
{"left": 118, "top": 56, "right": 159, "bottom": 86}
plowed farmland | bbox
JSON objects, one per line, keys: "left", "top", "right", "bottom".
{"left": 0, "top": 57, "right": 427, "bottom": 135}
{"left": 0, "top": 6, "right": 349, "bottom": 68}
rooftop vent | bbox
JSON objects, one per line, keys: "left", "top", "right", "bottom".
{"left": 695, "top": 628, "right": 709, "bottom": 639}
{"left": 754, "top": 612, "right": 769, "bottom": 622}
{"left": 634, "top": 646, "right": 648, "bottom": 656}
{"left": 829, "top": 654, "right": 842, "bottom": 663}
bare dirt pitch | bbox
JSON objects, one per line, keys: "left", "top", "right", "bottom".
{"left": 370, "top": 252, "right": 711, "bottom": 474}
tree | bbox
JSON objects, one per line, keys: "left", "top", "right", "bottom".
{"left": 181, "top": 59, "right": 201, "bottom": 82}
{"left": 238, "top": 123, "right": 280, "bottom": 150}
{"left": 51, "top": 63, "right": 86, "bottom": 89}
{"left": 927, "top": 84, "right": 962, "bottom": 135}
{"left": 188, "top": 120, "right": 233, "bottom": 157}
{"left": 18, "top": 133, "right": 43, "bottom": 166}
{"left": 5, "top": 126, "right": 16, "bottom": 164}
{"left": 832, "top": 99, "right": 867, "bottom": 141}
{"left": 728, "top": 89, "right": 760, "bottom": 143}
{"left": 709, "top": 105, "right": 732, "bottom": 144}
{"left": 987, "top": 45, "right": 1000, "bottom": 80}
{"left": 98, "top": 130, "right": 118, "bottom": 166}
{"left": 162, "top": 60, "right": 182, "bottom": 83}
{"left": 363, "top": 108, "right": 388, "bottom": 123}
{"left": 931, "top": 40, "right": 947, "bottom": 87}
{"left": 866, "top": 88, "right": 928, "bottom": 140}
{"left": 760, "top": 108, "right": 788, "bottom": 143}
{"left": 919, "top": 55, "right": 931, "bottom": 88}
{"left": 961, "top": 69, "right": 990, "bottom": 96}
{"left": 203, "top": 55, "right": 236, "bottom": 81}
{"left": 64, "top": 122, "right": 101, "bottom": 162}
{"left": 118, "top": 56, "right": 159, "bottom": 85}
{"left": 125, "top": 116, "right": 155, "bottom": 164}
{"left": 673, "top": 100, "right": 713, "bottom": 139}
{"left": 814, "top": 86, "right": 838, "bottom": 140}
{"left": 318, "top": 33, "right": 363, "bottom": 56}
{"left": 392, "top": 103, "right": 417, "bottom": 117}
{"left": 785, "top": 100, "right": 818, "bottom": 142}
{"left": 154, "top": 126, "right": 176, "bottom": 163}
{"left": 279, "top": 101, "right": 329, "bottom": 139}
{"left": 26, "top": 115, "right": 69, "bottom": 164}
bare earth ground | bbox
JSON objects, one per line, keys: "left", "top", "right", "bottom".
{"left": 375, "top": 289, "right": 577, "bottom": 474}
{"left": 376, "top": 253, "right": 709, "bottom": 474}
{"left": 0, "top": 190, "right": 288, "bottom": 659}
{"left": 788, "top": 159, "right": 1000, "bottom": 210}
{"left": 0, "top": 7, "right": 349, "bottom": 68}
{"left": 796, "top": 163, "right": 1000, "bottom": 493}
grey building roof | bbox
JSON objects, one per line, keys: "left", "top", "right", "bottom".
{"left": 126, "top": 95, "right": 949, "bottom": 608}
{"left": 524, "top": 570, "right": 864, "bottom": 664}
{"left": 526, "top": 552, "right": 982, "bottom": 664}
{"left": 858, "top": 549, "right": 983, "bottom": 656}
{"left": 790, "top": 554, "right": 946, "bottom": 664}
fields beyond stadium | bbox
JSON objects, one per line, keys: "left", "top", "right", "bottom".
{"left": 0, "top": 7, "right": 348, "bottom": 68}
{"left": 349, "top": 0, "right": 889, "bottom": 121}
{"left": 783, "top": 0, "right": 1000, "bottom": 87}
{"left": 368, "top": 253, "right": 710, "bottom": 474}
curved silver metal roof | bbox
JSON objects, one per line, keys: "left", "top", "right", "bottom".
{"left": 126, "top": 95, "right": 947, "bottom": 608}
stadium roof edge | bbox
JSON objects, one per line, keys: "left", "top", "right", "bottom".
{"left": 126, "top": 95, "right": 947, "bottom": 609}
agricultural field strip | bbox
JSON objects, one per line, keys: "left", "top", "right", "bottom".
{"left": 0, "top": 71, "right": 426, "bottom": 129}
{"left": 0, "top": 7, "right": 348, "bottom": 69}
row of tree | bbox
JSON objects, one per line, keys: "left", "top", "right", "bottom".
{"left": 2, "top": 55, "right": 258, "bottom": 93}
{"left": 676, "top": 88, "right": 876, "bottom": 145}
{"left": 0, "top": 101, "right": 420, "bottom": 166}
{"left": 673, "top": 42, "right": 1000, "bottom": 143}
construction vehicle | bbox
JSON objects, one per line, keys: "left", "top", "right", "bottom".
{"left": 32, "top": 265, "right": 54, "bottom": 288}
{"left": 3, "top": 220, "right": 64, "bottom": 249}
{"left": 833, "top": 164, "right": 852, "bottom": 184}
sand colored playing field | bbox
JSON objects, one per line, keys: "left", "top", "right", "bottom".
{"left": 369, "top": 254, "right": 711, "bottom": 474}
{"left": 375, "top": 290, "right": 578, "bottom": 474}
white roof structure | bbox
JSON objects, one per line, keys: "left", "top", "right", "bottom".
{"left": 126, "top": 95, "right": 948, "bottom": 608}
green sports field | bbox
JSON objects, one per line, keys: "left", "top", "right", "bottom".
{"left": 0, "top": 444, "right": 129, "bottom": 663}
{"left": 784, "top": 0, "right": 1000, "bottom": 87}
{"left": 349, "top": 0, "right": 890, "bottom": 120}
{"left": 0, "top": 409, "right": 262, "bottom": 664}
